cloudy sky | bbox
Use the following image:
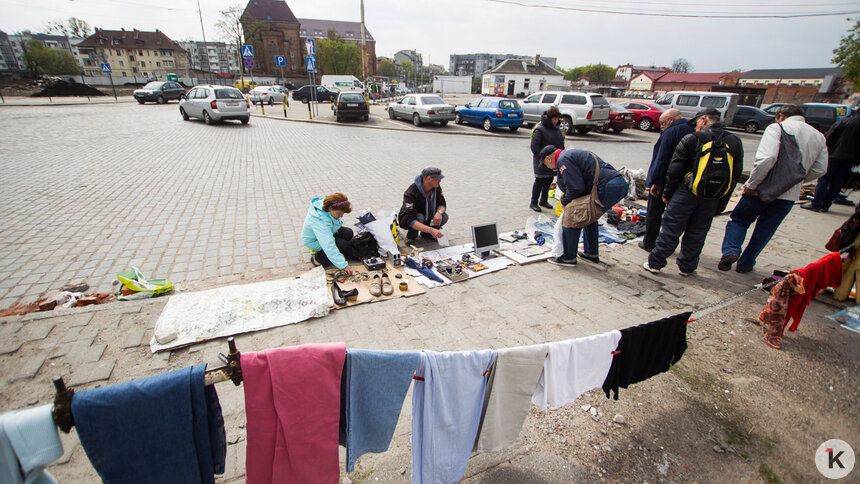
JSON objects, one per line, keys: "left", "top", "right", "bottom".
{"left": 1, "top": 0, "right": 857, "bottom": 72}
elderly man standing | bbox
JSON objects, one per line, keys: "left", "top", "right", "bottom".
{"left": 644, "top": 108, "right": 744, "bottom": 275}
{"left": 640, "top": 108, "right": 694, "bottom": 251}
{"left": 718, "top": 104, "right": 828, "bottom": 273}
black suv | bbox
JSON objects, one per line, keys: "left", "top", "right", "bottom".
{"left": 133, "top": 81, "right": 186, "bottom": 104}
{"left": 292, "top": 85, "right": 338, "bottom": 103}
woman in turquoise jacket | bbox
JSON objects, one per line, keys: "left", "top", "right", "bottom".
{"left": 302, "top": 192, "right": 355, "bottom": 272}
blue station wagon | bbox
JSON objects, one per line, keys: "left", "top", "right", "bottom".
{"left": 454, "top": 97, "right": 523, "bottom": 132}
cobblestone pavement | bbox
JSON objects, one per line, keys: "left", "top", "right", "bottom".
{"left": 0, "top": 101, "right": 834, "bottom": 482}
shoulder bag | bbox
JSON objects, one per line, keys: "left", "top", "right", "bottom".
{"left": 755, "top": 123, "right": 807, "bottom": 204}
{"left": 562, "top": 153, "right": 605, "bottom": 229}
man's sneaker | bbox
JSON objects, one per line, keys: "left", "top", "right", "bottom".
{"left": 578, "top": 251, "right": 600, "bottom": 264}
{"left": 679, "top": 269, "right": 695, "bottom": 277}
{"left": 643, "top": 261, "right": 661, "bottom": 273}
{"left": 800, "top": 203, "right": 825, "bottom": 213}
{"left": 717, "top": 254, "right": 738, "bottom": 271}
{"left": 833, "top": 197, "right": 855, "bottom": 206}
{"left": 548, "top": 257, "right": 577, "bottom": 267}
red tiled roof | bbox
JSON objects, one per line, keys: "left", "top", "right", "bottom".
{"left": 77, "top": 28, "right": 184, "bottom": 51}
{"left": 655, "top": 72, "right": 734, "bottom": 83}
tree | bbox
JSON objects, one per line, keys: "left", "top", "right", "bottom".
{"left": 377, "top": 58, "right": 396, "bottom": 78}
{"left": 562, "top": 63, "right": 614, "bottom": 82}
{"left": 316, "top": 36, "right": 361, "bottom": 76}
{"left": 45, "top": 17, "right": 92, "bottom": 38}
{"left": 833, "top": 18, "right": 860, "bottom": 89}
{"left": 21, "top": 39, "right": 80, "bottom": 76}
{"left": 218, "top": 5, "right": 266, "bottom": 76}
{"left": 671, "top": 58, "right": 694, "bottom": 73}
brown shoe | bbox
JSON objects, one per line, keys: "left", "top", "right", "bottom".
{"left": 381, "top": 273, "right": 394, "bottom": 295}
{"left": 369, "top": 274, "right": 382, "bottom": 297}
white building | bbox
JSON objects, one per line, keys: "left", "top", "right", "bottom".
{"left": 481, "top": 56, "right": 564, "bottom": 96}
{"left": 432, "top": 75, "right": 470, "bottom": 94}
{"left": 178, "top": 41, "right": 238, "bottom": 74}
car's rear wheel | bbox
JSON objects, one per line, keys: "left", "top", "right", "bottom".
{"left": 240, "top": 117, "right": 249, "bottom": 125}
{"left": 455, "top": 113, "right": 462, "bottom": 124}
{"left": 363, "top": 114, "right": 369, "bottom": 121}
{"left": 483, "top": 117, "right": 493, "bottom": 131}
{"left": 301, "top": 97, "right": 309, "bottom": 104}
{"left": 440, "top": 121, "right": 448, "bottom": 126}
{"left": 743, "top": 121, "right": 759, "bottom": 133}
{"left": 388, "top": 108, "right": 396, "bottom": 119}
{"left": 575, "top": 126, "right": 590, "bottom": 134}
{"left": 203, "top": 111, "right": 213, "bottom": 125}
{"left": 413, "top": 113, "right": 422, "bottom": 126}
{"left": 180, "top": 107, "right": 189, "bottom": 121}
{"left": 638, "top": 117, "right": 652, "bottom": 130}
{"left": 558, "top": 116, "right": 572, "bottom": 134}
{"left": 509, "top": 126, "right": 519, "bottom": 132}
{"left": 137, "top": 99, "right": 145, "bottom": 104}
{"left": 156, "top": 96, "right": 166, "bottom": 104}
{"left": 336, "top": 114, "right": 343, "bottom": 122}
{"left": 268, "top": 97, "right": 274, "bottom": 105}
{"left": 612, "top": 127, "right": 624, "bottom": 133}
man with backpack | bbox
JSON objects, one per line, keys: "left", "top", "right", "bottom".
{"left": 644, "top": 108, "right": 744, "bottom": 275}
{"left": 718, "top": 104, "right": 827, "bottom": 273}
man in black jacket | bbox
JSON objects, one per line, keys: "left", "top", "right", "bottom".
{"left": 398, "top": 167, "right": 448, "bottom": 241}
{"left": 644, "top": 108, "right": 744, "bottom": 276}
{"left": 802, "top": 110, "right": 860, "bottom": 212}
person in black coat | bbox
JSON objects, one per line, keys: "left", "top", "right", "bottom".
{"left": 803, "top": 110, "right": 860, "bottom": 212}
{"left": 529, "top": 106, "right": 565, "bottom": 212}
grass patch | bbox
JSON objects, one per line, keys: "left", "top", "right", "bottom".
{"left": 763, "top": 436, "right": 778, "bottom": 449}
{"left": 758, "top": 463, "right": 781, "bottom": 483}
{"left": 351, "top": 469, "right": 374, "bottom": 484}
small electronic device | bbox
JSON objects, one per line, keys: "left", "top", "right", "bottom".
{"left": 362, "top": 256, "right": 386, "bottom": 271}
{"left": 471, "top": 222, "right": 500, "bottom": 259}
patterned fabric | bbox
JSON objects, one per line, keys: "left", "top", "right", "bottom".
{"left": 759, "top": 273, "right": 805, "bottom": 348}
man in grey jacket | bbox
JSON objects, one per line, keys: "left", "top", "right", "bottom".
{"left": 718, "top": 104, "right": 827, "bottom": 273}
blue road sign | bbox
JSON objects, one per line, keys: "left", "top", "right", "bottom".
{"left": 305, "top": 39, "right": 315, "bottom": 57}
{"left": 275, "top": 55, "right": 286, "bottom": 66}
{"left": 100, "top": 63, "right": 111, "bottom": 73}
{"left": 306, "top": 56, "right": 315, "bottom": 73}
{"left": 244, "top": 58, "right": 255, "bottom": 71}
{"left": 242, "top": 45, "right": 254, "bottom": 58}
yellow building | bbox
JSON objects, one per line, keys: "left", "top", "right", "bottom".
{"left": 76, "top": 28, "right": 188, "bottom": 78}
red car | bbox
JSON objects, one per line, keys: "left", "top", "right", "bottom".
{"left": 600, "top": 103, "right": 636, "bottom": 133}
{"left": 620, "top": 101, "right": 665, "bottom": 131}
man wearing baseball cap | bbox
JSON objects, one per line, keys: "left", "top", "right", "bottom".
{"left": 398, "top": 166, "right": 448, "bottom": 241}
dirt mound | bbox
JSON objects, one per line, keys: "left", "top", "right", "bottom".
{"left": 30, "top": 79, "right": 106, "bottom": 97}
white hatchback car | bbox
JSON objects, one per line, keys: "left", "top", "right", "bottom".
{"left": 179, "top": 85, "right": 250, "bottom": 125}
{"left": 248, "top": 85, "right": 287, "bottom": 105}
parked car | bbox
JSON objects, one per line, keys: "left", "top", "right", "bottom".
{"left": 332, "top": 91, "right": 369, "bottom": 122}
{"left": 729, "top": 105, "right": 774, "bottom": 133}
{"left": 802, "top": 103, "right": 853, "bottom": 133}
{"left": 762, "top": 103, "right": 786, "bottom": 115}
{"left": 179, "top": 85, "right": 250, "bottom": 125}
{"left": 653, "top": 91, "right": 739, "bottom": 125}
{"left": 292, "top": 85, "right": 338, "bottom": 103}
{"left": 133, "top": 81, "right": 185, "bottom": 104}
{"left": 595, "top": 103, "right": 636, "bottom": 133}
{"left": 388, "top": 94, "right": 455, "bottom": 126}
{"left": 248, "top": 85, "right": 287, "bottom": 105}
{"left": 454, "top": 96, "right": 522, "bottom": 132}
{"left": 619, "top": 101, "right": 664, "bottom": 131}
{"left": 232, "top": 79, "right": 257, "bottom": 92}
{"left": 521, "top": 91, "right": 610, "bottom": 134}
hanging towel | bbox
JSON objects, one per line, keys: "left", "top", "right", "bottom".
{"left": 785, "top": 252, "right": 843, "bottom": 332}
{"left": 474, "top": 344, "right": 547, "bottom": 453}
{"left": 0, "top": 404, "right": 63, "bottom": 484}
{"left": 412, "top": 349, "right": 497, "bottom": 484}
{"left": 339, "top": 349, "right": 420, "bottom": 473}
{"left": 72, "top": 364, "right": 226, "bottom": 484}
{"left": 602, "top": 312, "right": 691, "bottom": 400}
{"left": 242, "top": 343, "right": 346, "bottom": 484}
{"left": 531, "top": 331, "right": 622, "bottom": 409}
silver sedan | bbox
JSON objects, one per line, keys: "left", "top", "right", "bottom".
{"left": 388, "top": 94, "right": 456, "bottom": 126}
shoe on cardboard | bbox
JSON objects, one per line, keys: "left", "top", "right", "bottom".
{"left": 331, "top": 282, "right": 346, "bottom": 306}
{"left": 369, "top": 274, "right": 382, "bottom": 297}
{"left": 381, "top": 273, "right": 394, "bottom": 295}
{"left": 342, "top": 287, "right": 359, "bottom": 300}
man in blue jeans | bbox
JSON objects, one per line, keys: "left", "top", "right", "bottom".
{"left": 719, "top": 104, "right": 827, "bottom": 273}
{"left": 539, "top": 146, "right": 629, "bottom": 266}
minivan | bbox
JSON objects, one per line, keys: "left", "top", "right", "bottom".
{"left": 801, "top": 103, "right": 853, "bottom": 133}
{"left": 521, "top": 91, "right": 610, "bottom": 135}
{"left": 654, "top": 91, "right": 739, "bottom": 125}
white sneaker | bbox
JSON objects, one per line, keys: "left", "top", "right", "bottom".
{"left": 643, "top": 261, "right": 661, "bottom": 273}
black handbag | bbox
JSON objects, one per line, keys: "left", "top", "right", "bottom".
{"left": 756, "top": 123, "right": 807, "bottom": 204}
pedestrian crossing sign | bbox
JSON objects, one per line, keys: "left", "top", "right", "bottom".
{"left": 242, "top": 45, "right": 254, "bottom": 58}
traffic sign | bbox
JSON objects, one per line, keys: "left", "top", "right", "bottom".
{"left": 100, "top": 63, "right": 111, "bottom": 73}
{"left": 275, "top": 55, "right": 286, "bottom": 66}
{"left": 242, "top": 45, "right": 254, "bottom": 58}
{"left": 244, "top": 58, "right": 255, "bottom": 70}
{"left": 306, "top": 56, "right": 315, "bottom": 72}
{"left": 305, "top": 39, "right": 315, "bottom": 57}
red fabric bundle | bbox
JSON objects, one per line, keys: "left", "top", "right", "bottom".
{"left": 784, "top": 252, "right": 843, "bottom": 332}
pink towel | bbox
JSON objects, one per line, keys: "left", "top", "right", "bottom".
{"left": 242, "top": 343, "right": 346, "bottom": 484}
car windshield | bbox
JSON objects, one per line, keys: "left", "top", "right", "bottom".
{"left": 498, "top": 100, "right": 519, "bottom": 110}
{"left": 341, "top": 93, "right": 365, "bottom": 102}
{"left": 215, "top": 89, "right": 243, "bottom": 99}
{"left": 420, "top": 95, "right": 445, "bottom": 105}
{"left": 142, "top": 82, "right": 164, "bottom": 90}
{"left": 589, "top": 95, "right": 609, "bottom": 107}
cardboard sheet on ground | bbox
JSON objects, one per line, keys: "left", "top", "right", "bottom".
{"left": 404, "top": 244, "right": 512, "bottom": 288}
{"left": 328, "top": 265, "right": 425, "bottom": 309}
{"left": 149, "top": 267, "right": 330, "bottom": 352}
{"left": 498, "top": 231, "right": 553, "bottom": 264}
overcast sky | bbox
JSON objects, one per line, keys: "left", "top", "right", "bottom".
{"left": 1, "top": 0, "right": 857, "bottom": 72}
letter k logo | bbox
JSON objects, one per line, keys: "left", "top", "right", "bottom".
{"left": 828, "top": 448, "right": 845, "bottom": 469}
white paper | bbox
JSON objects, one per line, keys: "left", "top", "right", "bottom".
{"left": 437, "top": 235, "right": 450, "bottom": 247}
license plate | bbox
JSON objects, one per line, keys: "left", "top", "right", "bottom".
{"left": 226, "top": 101, "right": 238, "bottom": 106}
{"left": 507, "top": 113, "right": 517, "bottom": 117}
{"left": 347, "top": 103, "right": 358, "bottom": 107}
{"left": 436, "top": 110, "right": 447, "bottom": 114}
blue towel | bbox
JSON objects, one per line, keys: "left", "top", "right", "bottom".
{"left": 71, "top": 364, "right": 226, "bottom": 484}
{"left": 341, "top": 349, "right": 420, "bottom": 472}
{"left": 412, "top": 349, "right": 497, "bottom": 484}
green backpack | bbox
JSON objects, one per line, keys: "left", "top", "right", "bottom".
{"left": 685, "top": 132, "right": 734, "bottom": 199}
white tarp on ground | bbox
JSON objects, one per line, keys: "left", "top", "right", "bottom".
{"left": 149, "top": 267, "right": 331, "bottom": 352}
{"left": 405, "top": 243, "right": 512, "bottom": 288}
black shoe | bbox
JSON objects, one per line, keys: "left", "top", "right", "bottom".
{"left": 638, "top": 240, "right": 652, "bottom": 252}
{"left": 539, "top": 201, "right": 553, "bottom": 209}
{"left": 717, "top": 254, "right": 738, "bottom": 271}
{"left": 341, "top": 287, "right": 359, "bottom": 300}
{"left": 547, "top": 257, "right": 577, "bottom": 267}
{"left": 801, "top": 203, "right": 825, "bottom": 213}
{"left": 310, "top": 253, "right": 321, "bottom": 267}
{"left": 833, "top": 198, "right": 855, "bottom": 206}
{"left": 578, "top": 251, "right": 599, "bottom": 264}
{"left": 331, "top": 281, "right": 346, "bottom": 306}
{"left": 736, "top": 266, "right": 754, "bottom": 274}
{"left": 529, "top": 203, "right": 542, "bottom": 212}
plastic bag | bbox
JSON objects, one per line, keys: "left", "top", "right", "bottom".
{"left": 117, "top": 267, "right": 173, "bottom": 294}
{"left": 362, "top": 209, "right": 399, "bottom": 255}
{"left": 550, "top": 216, "right": 565, "bottom": 258}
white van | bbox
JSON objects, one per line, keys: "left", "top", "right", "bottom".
{"left": 654, "top": 91, "right": 739, "bottom": 125}
{"left": 320, "top": 75, "right": 364, "bottom": 93}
